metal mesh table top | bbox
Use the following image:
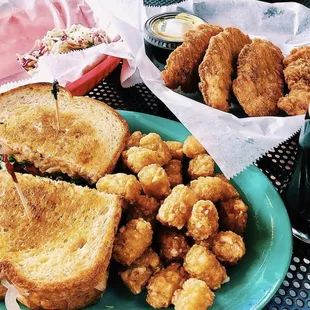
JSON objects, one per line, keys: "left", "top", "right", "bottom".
{"left": 86, "top": 1, "right": 310, "bottom": 308}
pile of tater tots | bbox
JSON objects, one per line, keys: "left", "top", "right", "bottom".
{"left": 96, "top": 131, "right": 248, "bottom": 310}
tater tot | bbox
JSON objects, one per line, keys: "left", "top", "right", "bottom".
{"left": 126, "top": 131, "right": 144, "bottom": 149}
{"left": 190, "top": 176, "right": 239, "bottom": 202}
{"left": 214, "top": 173, "right": 229, "bottom": 182}
{"left": 211, "top": 231, "right": 246, "bottom": 265}
{"left": 165, "top": 141, "right": 184, "bottom": 161}
{"left": 140, "top": 133, "right": 172, "bottom": 165}
{"left": 128, "top": 195, "right": 160, "bottom": 223}
{"left": 218, "top": 199, "right": 248, "bottom": 235}
{"left": 120, "top": 248, "right": 162, "bottom": 294}
{"left": 188, "top": 154, "right": 215, "bottom": 179}
{"left": 122, "top": 147, "right": 162, "bottom": 174}
{"left": 164, "top": 159, "right": 183, "bottom": 187}
{"left": 138, "top": 164, "right": 171, "bottom": 200}
{"left": 186, "top": 200, "right": 219, "bottom": 241}
{"left": 146, "top": 263, "right": 188, "bottom": 308}
{"left": 184, "top": 245, "right": 228, "bottom": 290}
{"left": 157, "top": 185, "right": 199, "bottom": 229}
{"left": 183, "top": 136, "right": 207, "bottom": 158}
{"left": 172, "top": 278, "right": 215, "bottom": 310}
{"left": 96, "top": 173, "right": 141, "bottom": 203}
{"left": 157, "top": 227, "right": 190, "bottom": 262}
{"left": 113, "top": 218, "right": 153, "bottom": 266}
{"left": 195, "top": 231, "right": 218, "bottom": 250}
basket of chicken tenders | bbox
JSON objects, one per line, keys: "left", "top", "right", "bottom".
{"left": 110, "top": 0, "right": 310, "bottom": 179}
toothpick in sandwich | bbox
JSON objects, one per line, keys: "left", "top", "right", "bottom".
{"left": 51, "top": 79, "right": 61, "bottom": 131}
{"left": 2, "top": 154, "right": 32, "bottom": 220}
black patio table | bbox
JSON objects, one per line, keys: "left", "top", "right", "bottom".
{"left": 86, "top": 0, "right": 310, "bottom": 308}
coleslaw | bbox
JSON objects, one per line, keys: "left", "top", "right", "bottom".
{"left": 16, "top": 24, "right": 111, "bottom": 74}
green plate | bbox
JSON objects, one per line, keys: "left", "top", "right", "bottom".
{"left": 1, "top": 111, "right": 292, "bottom": 310}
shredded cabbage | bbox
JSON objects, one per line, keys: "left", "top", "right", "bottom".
{"left": 16, "top": 24, "right": 111, "bottom": 73}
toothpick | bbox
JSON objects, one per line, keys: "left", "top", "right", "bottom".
{"left": 51, "top": 80, "right": 60, "bottom": 131}
{"left": 2, "top": 155, "right": 32, "bottom": 220}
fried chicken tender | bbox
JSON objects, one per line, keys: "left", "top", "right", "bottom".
{"left": 157, "top": 184, "right": 199, "bottom": 229}
{"left": 172, "top": 278, "right": 215, "bottom": 310}
{"left": 233, "top": 39, "right": 284, "bottom": 116}
{"left": 188, "top": 154, "right": 215, "bottom": 179}
{"left": 157, "top": 227, "right": 190, "bottom": 262}
{"left": 140, "top": 133, "right": 172, "bottom": 165}
{"left": 277, "top": 47, "right": 310, "bottom": 115}
{"left": 113, "top": 218, "right": 153, "bottom": 266}
{"left": 211, "top": 231, "right": 246, "bottom": 265}
{"left": 165, "top": 141, "right": 184, "bottom": 161}
{"left": 128, "top": 195, "right": 160, "bottom": 223}
{"left": 119, "top": 248, "right": 162, "bottom": 294}
{"left": 126, "top": 131, "right": 144, "bottom": 149}
{"left": 164, "top": 159, "right": 183, "bottom": 187}
{"left": 122, "top": 147, "right": 162, "bottom": 174}
{"left": 218, "top": 199, "right": 248, "bottom": 235}
{"left": 146, "top": 263, "right": 188, "bottom": 308}
{"left": 96, "top": 173, "right": 141, "bottom": 203}
{"left": 190, "top": 176, "right": 239, "bottom": 202}
{"left": 186, "top": 200, "right": 219, "bottom": 240}
{"left": 199, "top": 27, "right": 251, "bottom": 112}
{"left": 138, "top": 164, "right": 171, "bottom": 200}
{"left": 162, "top": 24, "right": 223, "bottom": 93}
{"left": 184, "top": 245, "right": 228, "bottom": 290}
{"left": 183, "top": 135, "right": 207, "bottom": 159}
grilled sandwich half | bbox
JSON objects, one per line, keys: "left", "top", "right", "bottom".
{"left": 0, "top": 83, "right": 130, "bottom": 184}
{"left": 0, "top": 171, "right": 122, "bottom": 309}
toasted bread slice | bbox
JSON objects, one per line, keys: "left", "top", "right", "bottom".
{"left": 0, "top": 83, "right": 130, "bottom": 184}
{"left": 0, "top": 171, "right": 122, "bottom": 309}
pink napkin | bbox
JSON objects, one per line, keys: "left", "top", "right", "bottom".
{"left": 0, "top": 0, "right": 97, "bottom": 85}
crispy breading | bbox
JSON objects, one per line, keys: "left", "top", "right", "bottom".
{"left": 188, "top": 154, "right": 215, "bottom": 179}
{"left": 277, "top": 47, "right": 310, "bottom": 115}
{"left": 199, "top": 27, "right": 251, "bottom": 112}
{"left": 140, "top": 133, "right": 172, "bottom": 166}
{"left": 96, "top": 173, "right": 141, "bottom": 203}
{"left": 146, "top": 263, "right": 188, "bottom": 308}
{"left": 113, "top": 219, "right": 153, "bottom": 266}
{"left": 126, "top": 131, "right": 144, "bottom": 149}
{"left": 157, "top": 185, "right": 199, "bottom": 229}
{"left": 122, "top": 147, "right": 162, "bottom": 174}
{"left": 190, "top": 176, "right": 239, "bottom": 202}
{"left": 172, "top": 278, "right": 215, "bottom": 310}
{"left": 127, "top": 195, "right": 160, "bottom": 223}
{"left": 233, "top": 39, "right": 284, "bottom": 116}
{"left": 138, "top": 164, "right": 171, "bottom": 200}
{"left": 283, "top": 46, "right": 310, "bottom": 66}
{"left": 186, "top": 200, "right": 219, "bottom": 241}
{"left": 119, "top": 248, "right": 162, "bottom": 294}
{"left": 183, "top": 136, "right": 207, "bottom": 159}
{"left": 165, "top": 141, "right": 184, "bottom": 161}
{"left": 211, "top": 231, "right": 246, "bottom": 265}
{"left": 162, "top": 24, "right": 223, "bottom": 93}
{"left": 218, "top": 199, "right": 248, "bottom": 235}
{"left": 184, "top": 245, "right": 228, "bottom": 290}
{"left": 157, "top": 227, "right": 190, "bottom": 262}
{"left": 164, "top": 159, "right": 183, "bottom": 187}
